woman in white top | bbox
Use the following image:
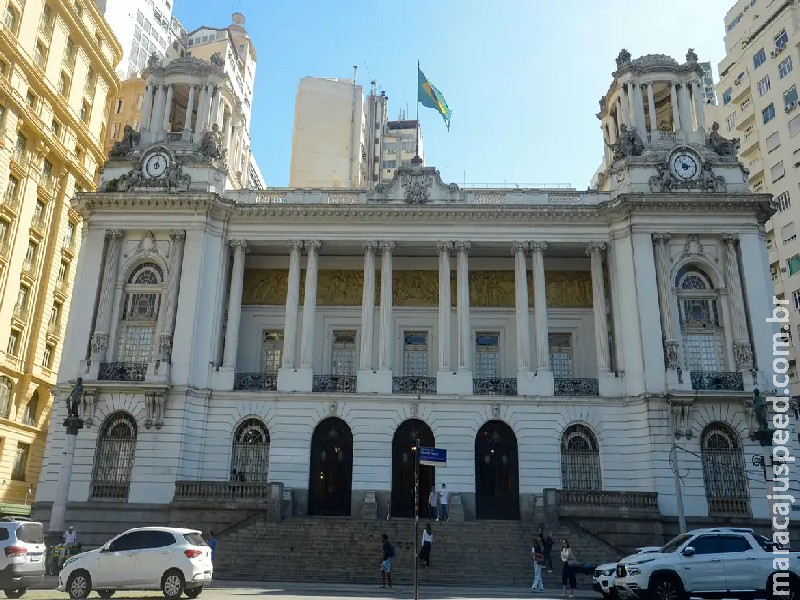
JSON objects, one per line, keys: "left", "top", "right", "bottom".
{"left": 418, "top": 522, "right": 433, "bottom": 567}
{"left": 560, "top": 539, "right": 576, "bottom": 597}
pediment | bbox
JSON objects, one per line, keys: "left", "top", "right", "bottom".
{"left": 369, "top": 163, "right": 463, "bottom": 204}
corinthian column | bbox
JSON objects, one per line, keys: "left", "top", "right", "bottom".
{"left": 437, "top": 241, "right": 454, "bottom": 371}
{"left": 652, "top": 233, "right": 679, "bottom": 369}
{"left": 89, "top": 230, "right": 124, "bottom": 361}
{"left": 512, "top": 242, "right": 531, "bottom": 371}
{"left": 646, "top": 83, "right": 657, "bottom": 134}
{"left": 693, "top": 80, "right": 706, "bottom": 130}
{"left": 141, "top": 84, "right": 154, "bottom": 132}
{"left": 299, "top": 241, "right": 321, "bottom": 369}
{"left": 157, "top": 230, "right": 186, "bottom": 363}
{"left": 587, "top": 242, "right": 611, "bottom": 373}
{"left": 281, "top": 240, "right": 303, "bottom": 369}
{"left": 670, "top": 83, "right": 681, "bottom": 132}
{"left": 455, "top": 241, "right": 471, "bottom": 371}
{"left": 162, "top": 84, "right": 174, "bottom": 132}
{"left": 222, "top": 240, "right": 247, "bottom": 369}
{"left": 722, "top": 233, "right": 753, "bottom": 369}
{"left": 531, "top": 242, "right": 550, "bottom": 372}
{"left": 378, "top": 242, "right": 395, "bottom": 370}
{"left": 359, "top": 242, "right": 378, "bottom": 371}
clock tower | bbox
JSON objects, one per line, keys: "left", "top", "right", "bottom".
{"left": 595, "top": 49, "right": 748, "bottom": 197}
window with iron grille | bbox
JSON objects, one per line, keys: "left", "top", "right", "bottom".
{"left": 0, "top": 378, "right": 11, "bottom": 418}
{"left": 260, "top": 331, "right": 283, "bottom": 374}
{"left": 780, "top": 56, "right": 794, "bottom": 79}
{"left": 701, "top": 422, "right": 750, "bottom": 513}
{"left": 403, "top": 332, "right": 428, "bottom": 377}
{"left": 11, "top": 443, "right": 28, "bottom": 481}
{"left": 757, "top": 75, "right": 771, "bottom": 96}
{"left": 116, "top": 263, "right": 163, "bottom": 363}
{"left": 230, "top": 418, "right": 270, "bottom": 482}
{"left": 675, "top": 266, "right": 725, "bottom": 372}
{"left": 474, "top": 332, "right": 500, "bottom": 378}
{"left": 549, "top": 333, "right": 573, "bottom": 378}
{"left": 331, "top": 330, "right": 357, "bottom": 376}
{"left": 560, "top": 424, "right": 601, "bottom": 490}
{"left": 91, "top": 412, "right": 137, "bottom": 499}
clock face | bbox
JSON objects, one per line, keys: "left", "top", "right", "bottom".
{"left": 144, "top": 152, "right": 170, "bottom": 179}
{"left": 670, "top": 151, "right": 700, "bottom": 180}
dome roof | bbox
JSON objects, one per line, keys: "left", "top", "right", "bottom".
{"left": 631, "top": 54, "right": 681, "bottom": 69}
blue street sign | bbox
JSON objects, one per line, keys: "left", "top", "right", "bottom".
{"left": 419, "top": 446, "right": 447, "bottom": 467}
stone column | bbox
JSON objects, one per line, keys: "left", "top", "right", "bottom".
{"left": 587, "top": 242, "right": 611, "bottom": 373}
{"left": 281, "top": 240, "right": 303, "bottom": 369}
{"left": 455, "top": 242, "right": 471, "bottom": 371}
{"left": 378, "top": 242, "right": 395, "bottom": 370}
{"left": 722, "top": 233, "right": 753, "bottom": 369}
{"left": 646, "top": 83, "right": 657, "bottom": 134}
{"left": 671, "top": 83, "right": 682, "bottom": 132}
{"left": 89, "top": 230, "right": 124, "bottom": 362}
{"left": 140, "top": 84, "right": 154, "bottom": 131}
{"left": 221, "top": 240, "right": 247, "bottom": 369}
{"left": 693, "top": 80, "right": 706, "bottom": 129}
{"left": 151, "top": 85, "right": 165, "bottom": 135}
{"left": 299, "top": 240, "right": 321, "bottom": 369}
{"left": 437, "top": 241, "right": 453, "bottom": 372}
{"left": 634, "top": 84, "right": 647, "bottom": 135}
{"left": 609, "top": 114, "right": 618, "bottom": 143}
{"left": 512, "top": 242, "right": 531, "bottom": 372}
{"left": 211, "top": 86, "right": 222, "bottom": 127}
{"left": 679, "top": 83, "right": 693, "bottom": 134}
{"left": 616, "top": 96, "right": 626, "bottom": 130}
{"left": 531, "top": 242, "right": 550, "bottom": 373}
{"left": 359, "top": 242, "right": 378, "bottom": 371}
{"left": 156, "top": 230, "right": 186, "bottom": 366}
{"left": 47, "top": 403, "right": 83, "bottom": 546}
{"left": 652, "top": 234, "right": 679, "bottom": 370}
{"left": 196, "top": 84, "right": 208, "bottom": 133}
{"left": 183, "top": 85, "right": 196, "bottom": 134}
{"left": 626, "top": 83, "right": 637, "bottom": 130}
{"left": 162, "top": 84, "right": 174, "bottom": 132}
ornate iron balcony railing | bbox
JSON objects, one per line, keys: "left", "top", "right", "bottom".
{"left": 98, "top": 362, "right": 147, "bottom": 382}
{"left": 233, "top": 372, "right": 277, "bottom": 391}
{"left": 690, "top": 371, "right": 744, "bottom": 391}
{"left": 312, "top": 375, "right": 356, "bottom": 393}
{"left": 473, "top": 378, "right": 517, "bottom": 396}
{"left": 554, "top": 378, "right": 600, "bottom": 396}
{"left": 392, "top": 376, "right": 437, "bottom": 394}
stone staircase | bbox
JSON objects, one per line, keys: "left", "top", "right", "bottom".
{"left": 214, "top": 515, "right": 645, "bottom": 588}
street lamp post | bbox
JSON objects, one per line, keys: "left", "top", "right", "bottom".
{"left": 413, "top": 436, "right": 419, "bottom": 600}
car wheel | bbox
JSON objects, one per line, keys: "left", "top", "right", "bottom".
{"left": 3, "top": 587, "right": 27, "bottom": 599}
{"left": 768, "top": 573, "right": 800, "bottom": 600}
{"left": 66, "top": 571, "right": 92, "bottom": 600}
{"left": 649, "top": 574, "right": 686, "bottom": 600}
{"left": 97, "top": 590, "right": 115, "bottom": 599}
{"left": 184, "top": 587, "right": 203, "bottom": 599}
{"left": 162, "top": 570, "right": 185, "bottom": 600}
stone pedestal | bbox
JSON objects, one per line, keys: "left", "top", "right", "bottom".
{"left": 281, "top": 488, "right": 293, "bottom": 520}
{"left": 362, "top": 491, "right": 378, "bottom": 519}
{"left": 212, "top": 367, "right": 235, "bottom": 391}
{"left": 49, "top": 415, "right": 83, "bottom": 542}
{"left": 598, "top": 371, "right": 624, "bottom": 396}
{"left": 447, "top": 493, "right": 465, "bottom": 522}
{"left": 356, "top": 369, "right": 392, "bottom": 394}
{"left": 436, "top": 370, "right": 473, "bottom": 395}
{"left": 517, "top": 370, "right": 554, "bottom": 396}
{"left": 277, "top": 367, "right": 313, "bottom": 393}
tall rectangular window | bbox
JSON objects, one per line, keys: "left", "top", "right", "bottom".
{"left": 788, "top": 254, "right": 800, "bottom": 275}
{"left": 11, "top": 443, "right": 28, "bottom": 481}
{"left": 474, "top": 332, "right": 500, "bottom": 379}
{"left": 331, "top": 330, "right": 357, "bottom": 376}
{"left": 402, "top": 332, "right": 428, "bottom": 377}
{"left": 776, "top": 29, "right": 789, "bottom": 48}
{"left": 260, "top": 331, "right": 283, "bottom": 374}
{"left": 776, "top": 191, "right": 791, "bottom": 211}
{"left": 723, "top": 87, "right": 732, "bottom": 105}
{"left": 780, "top": 56, "right": 793, "bottom": 78}
{"left": 726, "top": 113, "right": 736, "bottom": 131}
{"left": 793, "top": 289, "right": 800, "bottom": 310}
{"left": 785, "top": 86, "right": 798, "bottom": 108}
{"left": 43, "top": 343, "right": 54, "bottom": 369}
{"left": 754, "top": 48, "right": 767, "bottom": 69}
{"left": 6, "top": 330, "right": 18, "bottom": 356}
{"left": 549, "top": 333, "right": 573, "bottom": 378}
{"left": 771, "top": 161, "right": 785, "bottom": 182}
{"left": 758, "top": 75, "right": 771, "bottom": 96}
{"left": 763, "top": 103, "right": 776, "bottom": 124}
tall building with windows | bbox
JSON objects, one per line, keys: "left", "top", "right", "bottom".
{"left": 699, "top": 61, "right": 717, "bottom": 104}
{"left": 713, "top": 0, "right": 800, "bottom": 396}
{"left": 32, "top": 49, "right": 784, "bottom": 577}
{"left": 0, "top": 0, "right": 121, "bottom": 511}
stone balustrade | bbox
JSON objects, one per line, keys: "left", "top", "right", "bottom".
{"left": 173, "top": 480, "right": 274, "bottom": 502}
{"left": 556, "top": 489, "right": 660, "bottom": 517}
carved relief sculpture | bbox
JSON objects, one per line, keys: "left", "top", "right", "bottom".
{"left": 199, "top": 124, "right": 226, "bottom": 161}
{"left": 650, "top": 164, "right": 676, "bottom": 193}
{"left": 608, "top": 124, "right": 644, "bottom": 160}
{"left": 400, "top": 170, "right": 434, "bottom": 204}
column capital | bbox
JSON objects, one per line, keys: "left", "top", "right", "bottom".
{"left": 229, "top": 239, "right": 248, "bottom": 252}
{"left": 379, "top": 241, "right": 396, "bottom": 252}
{"left": 721, "top": 233, "right": 740, "bottom": 245}
{"left": 169, "top": 230, "right": 186, "bottom": 241}
{"left": 511, "top": 241, "right": 530, "bottom": 255}
{"left": 585, "top": 241, "right": 608, "bottom": 256}
{"left": 530, "top": 241, "right": 547, "bottom": 253}
{"left": 303, "top": 240, "right": 322, "bottom": 253}
{"left": 287, "top": 240, "right": 304, "bottom": 251}
{"left": 362, "top": 241, "right": 379, "bottom": 252}
{"left": 105, "top": 229, "right": 124, "bottom": 240}
{"left": 652, "top": 232, "right": 672, "bottom": 245}
{"left": 454, "top": 241, "right": 471, "bottom": 253}
{"left": 436, "top": 241, "right": 454, "bottom": 254}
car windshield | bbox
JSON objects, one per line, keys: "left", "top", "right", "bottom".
{"left": 660, "top": 533, "right": 692, "bottom": 553}
{"left": 16, "top": 523, "right": 44, "bottom": 544}
{"left": 183, "top": 533, "right": 206, "bottom": 547}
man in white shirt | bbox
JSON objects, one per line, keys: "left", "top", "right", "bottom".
{"left": 439, "top": 483, "right": 449, "bottom": 522}
{"left": 428, "top": 488, "right": 438, "bottom": 521}
{"left": 63, "top": 526, "right": 77, "bottom": 546}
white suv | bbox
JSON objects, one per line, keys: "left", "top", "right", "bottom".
{"left": 615, "top": 527, "right": 799, "bottom": 600}
{"left": 593, "top": 547, "right": 660, "bottom": 598}
{"left": 58, "top": 527, "right": 212, "bottom": 599}
{"left": 0, "top": 518, "right": 45, "bottom": 598}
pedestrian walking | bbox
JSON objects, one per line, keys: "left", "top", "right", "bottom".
{"left": 544, "top": 534, "right": 555, "bottom": 572}
{"left": 428, "top": 488, "right": 438, "bottom": 520}
{"left": 379, "top": 533, "right": 394, "bottom": 589}
{"left": 418, "top": 522, "right": 433, "bottom": 567}
{"left": 560, "top": 539, "right": 576, "bottom": 598}
{"left": 530, "top": 535, "right": 545, "bottom": 592}
{"left": 207, "top": 532, "right": 217, "bottom": 562}
{"left": 439, "top": 483, "right": 449, "bottom": 521}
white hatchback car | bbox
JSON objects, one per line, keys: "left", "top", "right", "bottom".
{"left": 58, "top": 527, "right": 212, "bottom": 599}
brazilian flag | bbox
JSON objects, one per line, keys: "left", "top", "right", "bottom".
{"left": 418, "top": 65, "right": 452, "bottom": 131}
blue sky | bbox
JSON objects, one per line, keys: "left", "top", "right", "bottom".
{"left": 174, "top": 0, "right": 736, "bottom": 189}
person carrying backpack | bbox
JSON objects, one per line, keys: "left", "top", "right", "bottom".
{"left": 380, "top": 533, "right": 395, "bottom": 589}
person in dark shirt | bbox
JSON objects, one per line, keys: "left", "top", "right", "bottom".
{"left": 207, "top": 532, "right": 217, "bottom": 562}
{"left": 380, "top": 533, "right": 394, "bottom": 588}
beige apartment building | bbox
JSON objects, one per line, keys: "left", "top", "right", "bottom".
{"left": 0, "top": 0, "right": 121, "bottom": 511}
{"left": 712, "top": 0, "right": 800, "bottom": 396}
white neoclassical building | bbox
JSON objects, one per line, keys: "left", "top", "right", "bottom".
{"left": 33, "top": 50, "right": 786, "bottom": 539}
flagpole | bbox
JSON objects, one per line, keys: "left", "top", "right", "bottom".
{"left": 415, "top": 60, "right": 421, "bottom": 162}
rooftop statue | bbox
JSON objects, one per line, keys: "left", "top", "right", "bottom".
{"left": 606, "top": 124, "right": 644, "bottom": 160}
{"left": 199, "top": 124, "right": 226, "bottom": 161}
{"left": 707, "top": 122, "right": 739, "bottom": 156}
{"left": 109, "top": 125, "right": 139, "bottom": 157}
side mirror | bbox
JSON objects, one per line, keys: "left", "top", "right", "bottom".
{"left": 682, "top": 546, "right": 695, "bottom": 557}
{"left": 102, "top": 544, "right": 113, "bottom": 553}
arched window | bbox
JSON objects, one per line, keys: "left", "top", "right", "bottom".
{"left": 116, "top": 262, "right": 164, "bottom": 364}
{"left": 91, "top": 412, "right": 137, "bottom": 499}
{"left": 22, "top": 390, "right": 38, "bottom": 426}
{"left": 701, "top": 423, "right": 750, "bottom": 515}
{"left": 0, "top": 378, "right": 11, "bottom": 419}
{"left": 230, "top": 418, "right": 269, "bottom": 482}
{"left": 675, "top": 265, "right": 725, "bottom": 372}
{"left": 561, "top": 424, "right": 601, "bottom": 490}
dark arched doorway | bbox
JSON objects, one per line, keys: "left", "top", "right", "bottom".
{"left": 308, "top": 417, "right": 353, "bottom": 516}
{"left": 475, "top": 420, "right": 520, "bottom": 520}
{"left": 391, "top": 419, "right": 435, "bottom": 518}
